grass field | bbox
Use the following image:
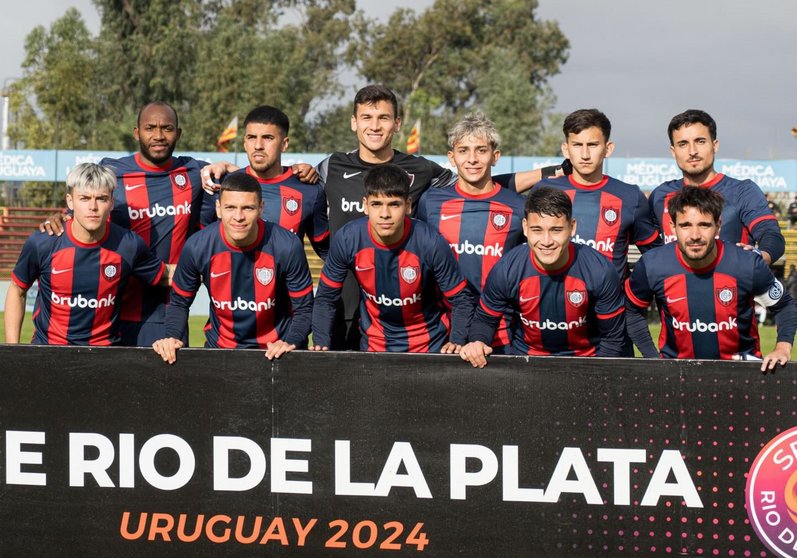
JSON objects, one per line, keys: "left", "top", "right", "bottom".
{"left": 2, "top": 313, "right": 209, "bottom": 347}
{"left": 0, "top": 312, "right": 793, "bottom": 358}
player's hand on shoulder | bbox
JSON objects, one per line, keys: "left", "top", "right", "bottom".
{"left": 460, "top": 341, "right": 492, "bottom": 368}
{"left": 201, "top": 162, "right": 238, "bottom": 194}
{"left": 265, "top": 340, "right": 296, "bottom": 360}
{"left": 39, "top": 211, "right": 68, "bottom": 236}
{"left": 292, "top": 163, "right": 318, "bottom": 184}
{"left": 152, "top": 337, "right": 184, "bottom": 364}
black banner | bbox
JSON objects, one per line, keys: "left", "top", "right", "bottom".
{"left": 0, "top": 346, "right": 795, "bottom": 557}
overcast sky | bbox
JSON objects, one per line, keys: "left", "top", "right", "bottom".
{"left": 2, "top": 0, "right": 796, "bottom": 159}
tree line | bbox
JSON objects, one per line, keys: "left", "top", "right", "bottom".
{"left": 8, "top": 0, "right": 569, "bottom": 159}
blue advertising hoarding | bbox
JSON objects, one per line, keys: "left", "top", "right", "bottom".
{"left": 2, "top": 150, "right": 796, "bottom": 193}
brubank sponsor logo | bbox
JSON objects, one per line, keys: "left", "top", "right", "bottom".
{"left": 450, "top": 240, "right": 503, "bottom": 257}
{"left": 128, "top": 201, "right": 191, "bottom": 221}
{"left": 572, "top": 234, "right": 614, "bottom": 253}
{"left": 365, "top": 292, "right": 421, "bottom": 307}
{"left": 341, "top": 197, "right": 364, "bottom": 213}
{"left": 671, "top": 316, "right": 736, "bottom": 333}
{"left": 211, "top": 297, "right": 276, "bottom": 312}
{"left": 51, "top": 292, "right": 115, "bottom": 308}
{"left": 746, "top": 426, "right": 797, "bottom": 557}
{"left": 521, "top": 314, "right": 588, "bottom": 330}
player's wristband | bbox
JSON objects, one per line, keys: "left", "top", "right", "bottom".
{"left": 540, "top": 159, "right": 573, "bottom": 179}
{"left": 540, "top": 165, "right": 558, "bottom": 179}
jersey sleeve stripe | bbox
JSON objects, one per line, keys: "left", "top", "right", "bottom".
{"left": 624, "top": 279, "right": 650, "bottom": 308}
{"left": 597, "top": 306, "right": 625, "bottom": 320}
{"left": 442, "top": 279, "right": 467, "bottom": 298}
{"left": 10, "top": 272, "right": 31, "bottom": 290}
{"left": 289, "top": 284, "right": 313, "bottom": 298}
{"left": 312, "top": 230, "right": 330, "bottom": 242}
{"left": 320, "top": 273, "right": 343, "bottom": 289}
{"left": 149, "top": 263, "right": 166, "bottom": 287}
{"left": 748, "top": 214, "right": 778, "bottom": 230}
{"left": 636, "top": 229, "right": 661, "bottom": 246}
{"left": 479, "top": 299, "right": 503, "bottom": 318}
{"left": 172, "top": 282, "right": 194, "bottom": 298}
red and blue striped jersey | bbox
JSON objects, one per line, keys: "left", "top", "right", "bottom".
{"left": 625, "top": 240, "right": 797, "bottom": 359}
{"left": 649, "top": 174, "right": 779, "bottom": 247}
{"left": 539, "top": 175, "right": 660, "bottom": 280}
{"left": 167, "top": 220, "right": 313, "bottom": 348}
{"left": 11, "top": 221, "right": 165, "bottom": 345}
{"left": 416, "top": 182, "right": 526, "bottom": 347}
{"left": 101, "top": 153, "right": 208, "bottom": 327}
{"left": 313, "top": 217, "right": 475, "bottom": 352}
{"left": 470, "top": 243, "right": 626, "bottom": 357}
{"left": 201, "top": 166, "right": 330, "bottom": 259}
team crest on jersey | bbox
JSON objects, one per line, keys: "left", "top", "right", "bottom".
{"left": 490, "top": 211, "right": 509, "bottom": 231}
{"left": 103, "top": 264, "right": 119, "bottom": 280}
{"left": 400, "top": 265, "right": 419, "bottom": 284}
{"left": 716, "top": 286, "right": 736, "bottom": 307}
{"left": 567, "top": 289, "right": 587, "bottom": 308}
{"left": 255, "top": 267, "right": 274, "bottom": 286}
{"left": 173, "top": 173, "right": 188, "bottom": 190}
{"left": 283, "top": 196, "right": 300, "bottom": 216}
{"left": 601, "top": 206, "right": 619, "bottom": 226}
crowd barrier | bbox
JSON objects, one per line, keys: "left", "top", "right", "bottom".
{"left": 0, "top": 345, "right": 795, "bottom": 557}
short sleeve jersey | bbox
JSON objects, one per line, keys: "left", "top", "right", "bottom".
{"left": 169, "top": 220, "right": 313, "bottom": 348}
{"left": 11, "top": 221, "right": 164, "bottom": 345}
{"left": 539, "top": 175, "right": 660, "bottom": 279}
{"left": 479, "top": 243, "right": 625, "bottom": 356}
{"left": 317, "top": 217, "right": 469, "bottom": 352}
{"left": 100, "top": 153, "right": 208, "bottom": 324}
{"left": 649, "top": 174, "right": 777, "bottom": 245}
{"left": 626, "top": 240, "right": 786, "bottom": 359}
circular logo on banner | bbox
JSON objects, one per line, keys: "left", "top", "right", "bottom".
{"left": 104, "top": 264, "right": 118, "bottom": 279}
{"left": 255, "top": 267, "right": 274, "bottom": 286}
{"left": 746, "top": 426, "right": 797, "bottom": 557}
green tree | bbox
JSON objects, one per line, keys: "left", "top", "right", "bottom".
{"left": 186, "top": 0, "right": 356, "bottom": 151}
{"left": 349, "top": 0, "right": 569, "bottom": 155}
{"left": 8, "top": 8, "right": 97, "bottom": 150}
